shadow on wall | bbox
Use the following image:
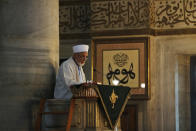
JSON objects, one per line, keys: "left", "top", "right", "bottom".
{"left": 25, "top": 62, "right": 57, "bottom": 131}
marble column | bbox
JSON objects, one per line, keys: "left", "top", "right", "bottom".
{"left": 0, "top": 0, "right": 59, "bottom": 130}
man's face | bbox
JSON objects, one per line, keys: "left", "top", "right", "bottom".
{"left": 74, "top": 52, "right": 88, "bottom": 66}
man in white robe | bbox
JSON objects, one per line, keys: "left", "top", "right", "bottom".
{"left": 54, "top": 44, "right": 89, "bottom": 100}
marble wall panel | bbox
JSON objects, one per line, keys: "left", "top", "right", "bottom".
{"left": 147, "top": 35, "right": 196, "bottom": 131}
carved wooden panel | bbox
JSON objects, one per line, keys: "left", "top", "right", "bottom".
{"left": 121, "top": 105, "right": 137, "bottom": 131}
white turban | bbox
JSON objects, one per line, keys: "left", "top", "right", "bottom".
{"left": 72, "top": 44, "right": 89, "bottom": 53}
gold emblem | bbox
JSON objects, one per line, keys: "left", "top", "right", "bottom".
{"left": 109, "top": 88, "right": 118, "bottom": 109}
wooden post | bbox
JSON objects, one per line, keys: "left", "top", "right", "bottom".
{"left": 66, "top": 99, "right": 75, "bottom": 131}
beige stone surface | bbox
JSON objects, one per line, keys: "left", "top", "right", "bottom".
{"left": 146, "top": 35, "right": 196, "bottom": 131}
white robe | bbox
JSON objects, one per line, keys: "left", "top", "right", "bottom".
{"left": 54, "top": 57, "right": 86, "bottom": 100}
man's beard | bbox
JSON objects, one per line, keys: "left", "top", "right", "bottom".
{"left": 78, "top": 62, "right": 85, "bottom": 67}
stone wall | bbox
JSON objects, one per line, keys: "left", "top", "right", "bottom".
{"left": 153, "top": 0, "right": 196, "bottom": 28}
{"left": 59, "top": 0, "right": 150, "bottom": 37}
{"left": 146, "top": 35, "right": 195, "bottom": 131}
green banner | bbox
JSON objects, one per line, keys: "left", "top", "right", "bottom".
{"left": 95, "top": 85, "right": 131, "bottom": 129}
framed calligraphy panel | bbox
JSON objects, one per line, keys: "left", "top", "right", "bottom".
{"left": 92, "top": 37, "right": 150, "bottom": 99}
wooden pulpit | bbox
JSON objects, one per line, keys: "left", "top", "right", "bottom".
{"left": 70, "top": 84, "right": 130, "bottom": 131}
{"left": 35, "top": 84, "right": 130, "bottom": 131}
{"left": 70, "top": 84, "right": 116, "bottom": 131}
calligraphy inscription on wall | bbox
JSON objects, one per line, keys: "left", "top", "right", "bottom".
{"left": 59, "top": 0, "right": 149, "bottom": 34}
{"left": 59, "top": 5, "right": 91, "bottom": 33}
{"left": 155, "top": 0, "right": 196, "bottom": 28}
{"left": 91, "top": 0, "right": 149, "bottom": 30}
{"left": 103, "top": 50, "right": 139, "bottom": 88}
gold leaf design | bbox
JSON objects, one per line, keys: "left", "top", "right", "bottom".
{"left": 109, "top": 89, "right": 118, "bottom": 109}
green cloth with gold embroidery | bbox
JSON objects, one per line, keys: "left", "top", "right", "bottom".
{"left": 96, "top": 84, "right": 131, "bottom": 129}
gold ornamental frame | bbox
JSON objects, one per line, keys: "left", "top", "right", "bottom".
{"left": 91, "top": 37, "right": 150, "bottom": 99}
